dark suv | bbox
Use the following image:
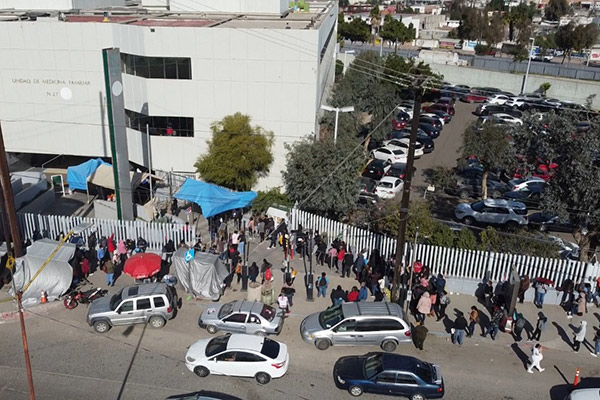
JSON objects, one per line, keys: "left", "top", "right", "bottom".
{"left": 448, "top": 169, "right": 508, "bottom": 199}
{"left": 362, "top": 159, "right": 390, "bottom": 180}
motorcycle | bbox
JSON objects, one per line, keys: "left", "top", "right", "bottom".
{"left": 63, "top": 287, "right": 108, "bottom": 310}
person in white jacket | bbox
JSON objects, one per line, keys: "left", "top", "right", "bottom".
{"left": 527, "top": 343, "right": 544, "bottom": 373}
{"left": 574, "top": 320, "right": 587, "bottom": 352}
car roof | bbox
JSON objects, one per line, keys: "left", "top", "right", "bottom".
{"left": 123, "top": 283, "right": 167, "bottom": 299}
{"left": 482, "top": 199, "right": 526, "bottom": 209}
{"left": 381, "top": 353, "right": 423, "bottom": 372}
{"left": 226, "top": 334, "right": 266, "bottom": 351}
{"left": 342, "top": 302, "right": 404, "bottom": 318}
{"left": 379, "top": 176, "right": 401, "bottom": 184}
{"left": 368, "top": 159, "right": 387, "bottom": 167}
{"left": 570, "top": 388, "right": 600, "bottom": 400}
{"left": 231, "top": 300, "right": 264, "bottom": 313}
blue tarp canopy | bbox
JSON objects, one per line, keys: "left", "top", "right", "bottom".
{"left": 174, "top": 179, "right": 257, "bottom": 218}
{"left": 66, "top": 158, "right": 110, "bottom": 191}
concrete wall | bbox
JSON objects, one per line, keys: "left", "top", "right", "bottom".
{"left": 0, "top": 0, "right": 124, "bottom": 10}
{"left": 13, "top": 178, "right": 49, "bottom": 210}
{"left": 169, "top": 0, "right": 289, "bottom": 14}
{"left": 18, "top": 188, "right": 55, "bottom": 214}
{"left": 430, "top": 64, "right": 600, "bottom": 109}
{"left": 0, "top": 14, "right": 336, "bottom": 189}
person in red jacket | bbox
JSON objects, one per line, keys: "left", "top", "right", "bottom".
{"left": 347, "top": 286, "right": 360, "bottom": 302}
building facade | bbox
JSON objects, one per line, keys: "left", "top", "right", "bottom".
{"left": 0, "top": 0, "right": 337, "bottom": 189}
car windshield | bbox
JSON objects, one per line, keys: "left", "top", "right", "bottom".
{"left": 318, "top": 304, "right": 344, "bottom": 329}
{"left": 379, "top": 182, "right": 393, "bottom": 189}
{"left": 363, "top": 354, "right": 384, "bottom": 379}
{"left": 260, "top": 338, "right": 280, "bottom": 359}
{"left": 415, "top": 362, "right": 433, "bottom": 383}
{"left": 471, "top": 201, "right": 484, "bottom": 212}
{"left": 109, "top": 290, "right": 123, "bottom": 310}
{"left": 218, "top": 302, "right": 235, "bottom": 319}
{"left": 205, "top": 335, "right": 230, "bottom": 358}
{"left": 260, "top": 305, "right": 277, "bottom": 321}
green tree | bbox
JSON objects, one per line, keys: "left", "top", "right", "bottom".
{"left": 483, "top": 13, "right": 505, "bottom": 49}
{"left": 538, "top": 82, "right": 551, "bottom": 95}
{"left": 429, "top": 223, "right": 455, "bottom": 247}
{"left": 544, "top": 0, "right": 569, "bottom": 21}
{"left": 506, "top": 2, "right": 536, "bottom": 42}
{"left": 282, "top": 136, "right": 364, "bottom": 217}
{"left": 339, "top": 17, "right": 371, "bottom": 44}
{"left": 478, "top": 226, "right": 502, "bottom": 251}
{"left": 535, "top": 33, "right": 556, "bottom": 58}
{"left": 406, "top": 201, "right": 437, "bottom": 243}
{"left": 573, "top": 23, "right": 600, "bottom": 53}
{"left": 380, "top": 15, "right": 416, "bottom": 53}
{"left": 369, "top": 6, "right": 381, "bottom": 39}
{"left": 460, "top": 123, "right": 515, "bottom": 199}
{"left": 457, "top": 8, "right": 487, "bottom": 42}
{"left": 555, "top": 22, "right": 576, "bottom": 63}
{"left": 195, "top": 113, "right": 273, "bottom": 191}
{"left": 252, "top": 187, "right": 291, "bottom": 214}
{"left": 455, "top": 228, "right": 477, "bottom": 250}
{"left": 512, "top": 112, "right": 600, "bottom": 261}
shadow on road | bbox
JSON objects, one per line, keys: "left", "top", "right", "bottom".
{"left": 553, "top": 321, "right": 573, "bottom": 349}
{"left": 510, "top": 343, "right": 529, "bottom": 369}
{"left": 117, "top": 323, "right": 148, "bottom": 400}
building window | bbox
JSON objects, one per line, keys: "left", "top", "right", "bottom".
{"left": 120, "top": 53, "right": 192, "bottom": 80}
{"left": 125, "top": 109, "right": 194, "bottom": 137}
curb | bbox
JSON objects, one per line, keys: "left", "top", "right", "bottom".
{"left": 0, "top": 300, "right": 63, "bottom": 324}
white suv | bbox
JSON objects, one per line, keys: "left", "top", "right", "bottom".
{"left": 455, "top": 199, "right": 528, "bottom": 229}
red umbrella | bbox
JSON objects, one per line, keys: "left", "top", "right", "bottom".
{"left": 535, "top": 277, "right": 554, "bottom": 286}
{"left": 123, "top": 253, "right": 162, "bottom": 279}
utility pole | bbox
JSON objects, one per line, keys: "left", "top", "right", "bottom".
{"left": 391, "top": 78, "right": 428, "bottom": 302}
{"left": 0, "top": 122, "right": 34, "bottom": 400}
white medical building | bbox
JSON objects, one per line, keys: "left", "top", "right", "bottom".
{"left": 0, "top": 0, "right": 337, "bottom": 189}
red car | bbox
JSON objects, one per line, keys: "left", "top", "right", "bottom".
{"left": 423, "top": 103, "right": 455, "bottom": 116}
{"left": 460, "top": 92, "right": 488, "bottom": 103}
{"left": 391, "top": 119, "right": 408, "bottom": 130}
{"left": 513, "top": 163, "right": 558, "bottom": 181}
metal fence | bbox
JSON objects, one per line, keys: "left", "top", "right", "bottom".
{"left": 290, "top": 207, "right": 599, "bottom": 284}
{"left": 18, "top": 213, "right": 196, "bottom": 251}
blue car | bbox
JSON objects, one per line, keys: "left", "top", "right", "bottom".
{"left": 333, "top": 352, "right": 444, "bottom": 399}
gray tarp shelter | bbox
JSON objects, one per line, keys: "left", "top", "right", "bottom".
{"left": 10, "top": 239, "right": 77, "bottom": 306}
{"left": 172, "top": 248, "right": 229, "bottom": 301}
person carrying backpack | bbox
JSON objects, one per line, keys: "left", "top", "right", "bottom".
{"left": 316, "top": 272, "right": 329, "bottom": 298}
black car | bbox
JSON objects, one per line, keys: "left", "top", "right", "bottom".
{"left": 449, "top": 169, "right": 508, "bottom": 199}
{"left": 396, "top": 111, "right": 411, "bottom": 122}
{"left": 362, "top": 159, "right": 391, "bottom": 181}
{"left": 503, "top": 186, "right": 542, "bottom": 208}
{"left": 419, "top": 116, "right": 442, "bottom": 130}
{"left": 357, "top": 193, "right": 380, "bottom": 209}
{"left": 431, "top": 110, "right": 452, "bottom": 123}
{"left": 389, "top": 131, "right": 434, "bottom": 153}
{"left": 385, "top": 163, "right": 416, "bottom": 179}
{"left": 359, "top": 177, "right": 377, "bottom": 193}
{"left": 166, "top": 392, "right": 242, "bottom": 400}
{"left": 333, "top": 353, "right": 444, "bottom": 399}
{"left": 417, "top": 123, "right": 440, "bottom": 139}
{"left": 528, "top": 212, "right": 575, "bottom": 233}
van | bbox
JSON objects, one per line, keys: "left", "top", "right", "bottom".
{"left": 86, "top": 283, "right": 178, "bottom": 333}
{"left": 300, "top": 302, "right": 411, "bottom": 352}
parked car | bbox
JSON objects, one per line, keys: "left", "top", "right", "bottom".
{"left": 528, "top": 212, "right": 575, "bottom": 233}
{"left": 389, "top": 131, "right": 434, "bottom": 154}
{"left": 383, "top": 139, "right": 424, "bottom": 158}
{"left": 375, "top": 176, "right": 404, "bottom": 199}
{"left": 449, "top": 169, "right": 508, "bottom": 199}
{"left": 487, "top": 94, "right": 511, "bottom": 105}
{"left": 460, "top": 92, "right": 488, "bottom": 103}
{"left": 371, "top": 147, "right": 408, "bottom": 164}
{"left": 437, "top": 96, "right": 455, "bottom": 106}
{"left": 385, "top": 163, "right": 416, "bottom": 180}
{"left": 475, "top": 104, "right": 522, "bottom": 118}
{"left": 166, "top": 392, "right": 243, "bottom": 400}
{"left": 490, "top": 113, "right": 523, "bottom": 125}
{"left": 455, "top": 199, "right": 528, "bottom": 229}
{"left": 198, "top": 300, "right": 284, "bottom": 336}
{"left": 419, "top": 116, "right": 443, "bottom": 130}
{"left": 185, "top": 334, "right": 289, "bottom": 384}
{"left": 430, "top": 110, "right": 452, "bottom": 123}
{"left": 423, "top": 103, "right": 455, "bottom": 116}
{"left": 421, "top": 113, "right": 446, "bottom": 125}
{"left": 397, "top": 109, "right": 413, "bottom": 120}
{"left": 507, "top": 176, "right": 546, "bottom": 191}
{"left": 417, "top": 123, "right": 440, "bottom": 139}
{"left": 86, "top": 283, "right": 178, "bottom": 334}
{"left": 359, "top": 177, "right": 377, "bottom": 193}
{"left": 392, "top": 119, "right": 408, "bottom": 130}
{"left": 333, "top": 352, "right": 444, "bottom": 399}
{"left": 357, "top": 192, "right": 380, "bottom": 209}
{"left": 300, "top": 302, "right": 412, "bottom": 352}
{"left": 362, "top": 159, "right": 391, "bottom": 180}
{"left": 503, "top": 186, "right": 543, "bottom": 207}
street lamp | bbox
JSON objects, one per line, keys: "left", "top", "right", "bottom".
{"left": 343, "top": 49, "right": 355, "bottom": 75}
{"left": 520, "top": 37, "right": 535, "bottom": 95}
{"left": 321, "top": 104, "right": 354, "bottom": 145}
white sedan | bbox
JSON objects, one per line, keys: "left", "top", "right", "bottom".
{"left": 397, "top": 106, "right": 413, "bottom": 119}
{"left": 375, "top": 176, "right": 404, "bottom": 199}
{"left": 383, "top": 139, "right": 424, "bottom": 158}
{"left": 490, "top": 113, "right": 523, "bottom": 125}
{"left": 487, "top": 94, "right": 511, "bottom": 105}
{"left": 185, "top": 334, "right": 289, "bottom": 384}
{"left": 370, "top": 146, "right": 408, "bottom": 163}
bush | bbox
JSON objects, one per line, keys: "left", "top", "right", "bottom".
{"left": 252, "top": 187, "right": 291, "bottom": 214}
{"left": 335, "top": 59, "right": 344, "bottom": 79}
{"left": 474, "top": 44, "right": 491, "bottom": 55}
{"left": 455, "top": 228, "right": 477, "bottom": 250}
{"left": 429, "top": 223, "right": 454, "bottom": 247}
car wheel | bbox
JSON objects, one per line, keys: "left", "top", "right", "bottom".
{"left": 458, "top": 190, "right": 469, "bottom": 200}
{"left": 506, "top": 221, "right": 518, "bottom": 230}
{"left": 469, "top": 99, "right": 474, "bottom": 104}
{"left": 315, "top": 338, "right": 331, "bottom": 350}
{"left": 381, "top": 340, "right": 397, "bottom": 352}
{"left": 255, "top": 330, "right": 267, "bottom": 337}
{"left": 349, "top": 385, "right": 363, "bottom": 397}
{"left": 255, "top": 372, "right": 271, "bottom": 385}
{"left": 206, "top": 325, "right": 218, "bottom": 334}
{"left": 148, "top": 315, "right": 165, "bottom": 329}
{"left": 387, "top": 159, "right": 393, "bottom": 164}
{"left": 411, "top": 393, "right": 426, "bottom": 400}
{"left": 93, "top": 320, "right": 111, "bottom": 334}
{"left": 490, "top": 190, "right": 502, "bottom": 199}
{"left": 194, "top": 366, "right": 210, "bottom": 378}
{"left": 462, "top": 217, "right": 475, "bottom": 226}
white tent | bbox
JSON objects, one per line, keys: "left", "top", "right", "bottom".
{"left": 10, "top": 239, "right": 76, "bottom": 306}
